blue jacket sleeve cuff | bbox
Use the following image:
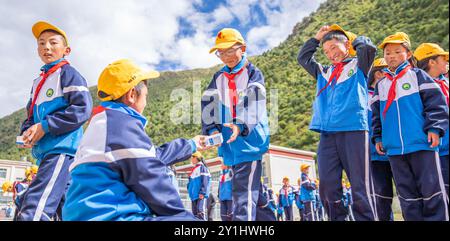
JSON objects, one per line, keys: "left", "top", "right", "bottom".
{"left": 189, "top": 139, "right": 197, "bottom": 153}
{"left": 41, "top": 119, "right": 50, "bottom": 134}
{"left": 208, "top": 128, "right": 219, "bottom": 135}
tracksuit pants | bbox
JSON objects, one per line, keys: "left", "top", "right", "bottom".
{"left": 317, "top": 131, "right": 376, "bottom": 221}
{"left": 389, "top": 151, "right": 449, "bottom": 221}
{"left": 17, "top": 154, "right": 73, "bottom": 221}
{"left": 192, "top": 198, "right": 207, "bottom": 221}
{"left": 440, "top": 155, "right": 449, "bottom": 199}
{"left": 303, "top": 201, "right": 315, "bottom": 221}
{"left": 283, "top": 206, "right": 293, "bottom": 221}
{"left": 232, "top": 160, "right": 276, "bottom": 221}
{"left": 371, "top": 161, "right": 394, "bottom": 221}
{"left": 220, "top": 200, "right": 233, "bottom": 221}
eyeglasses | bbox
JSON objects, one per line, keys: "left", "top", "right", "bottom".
{"left": 215, "top": 46, "right": 243, "bottom": 58}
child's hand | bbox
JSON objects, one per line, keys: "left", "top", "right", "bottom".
{"left": 315, "top": 25, "right": 331, "bottom": 41}
{"left": 22, "top": 123, "right": 45, "bottom": 146}
{"left": 192, "top": 135, "right": 209, "bottom": 151}
{"left": 428, "top": 132, "right": 440, "bottom": 148}
{"left": 375, "top": 142, "right": 385, "bottom": 155}
{"left": 223, "top": 123, "right": 240, "bottom": 144}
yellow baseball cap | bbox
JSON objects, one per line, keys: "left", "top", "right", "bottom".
{"left": 209, "top": 28, "right": 245, "bottom": 54}
{"left": 2, "top": 181, "right": 12, "bottom": 193}
{"left": 32, "top": 21, "right": 70, "bottom": 47}
{"left": 414, "top": 43, "right": 449, "bottom": 62}
{"left": 329, "top": 24, "right": 357, "bottom": 56}
{"left": 301, "top": 164, "right": 311, "bottom": 171}
{"left": 192, "top": 151, "right": 203, "bottom": 159}
{"left": 378, "top": 32, "right": 411, "bottom": 49}
{"left": 373, "top": 58, "right": 388, "bottom": 68}
{"left": 97, "top": 59, "right": 160, "bottom": 101}
{"left": 282, "top": 176, "right": 290, "bottom": 181}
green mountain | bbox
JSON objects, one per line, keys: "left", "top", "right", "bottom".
{"left": 0, "top": 0, "right": 448, "bottom": 163}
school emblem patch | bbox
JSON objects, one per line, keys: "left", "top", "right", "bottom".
{"left": 402, "top": 83, "right": 411, "bottom": 90}
{"left": 46, "top": 88, "right": 54, "bottom": 97}
{"left": 347, "top": 69, "right": 354, "bottom": 77}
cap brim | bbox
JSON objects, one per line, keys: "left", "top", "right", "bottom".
{"left": 209, "top": 41, "right": 240, "bottom": 54}
{"left": 378, "top": 40, "right": 407, "bottom": 49}
{"left": 32, "top": 21, "right": 69, "bottom": 46}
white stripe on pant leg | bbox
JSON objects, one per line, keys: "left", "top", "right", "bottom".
{"left": 434, "top": 152, "right": 449, "bottom": 221}
{"left": 370, "top": 166, "right": 379, "bottom": 220}
{"left": 247, "top": 161, "right": 257, "bottom": 221}
{"left": 311, "top": 202, "right": 315, "bottom": 221}
{"left": 364, "top": 132, "right": 378, "bottom": 221}
{"left": 33, "top": 154, "right": 66, "bottom": 221}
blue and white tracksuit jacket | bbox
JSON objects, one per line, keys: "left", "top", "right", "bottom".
{"left": 370, "top": 62, "right": 449, "bottom": 156}
{"left": 187, "top": 163, "right": 211, "bottom": 201}
{"left": 20, "top": 59, "right": 93, "bottom": 163}
{"left": 297, "top": 37, "right": 376, "bottom": 133}
{"left": 63, "top": 101, "right": 197, "bottom": 221}
{"left": 300, "top": 173, "right": 316, "bottom": 202}
{"left": 368, "top": 89, "right": 389, "bottom": 161}
{"left": 218, "top": 169, "right": 233, "bottom": 201}
{"left": 343, "top": 187, "right": 353, "bottom": 208}
{"left": 201, "top": 56, "right": 270, "bottom": 166}
{"left": 436, "top": 75, "right": 449, "bottom": 157}
{"left": 278, "top": 185, "right": 295, "bottom": 207}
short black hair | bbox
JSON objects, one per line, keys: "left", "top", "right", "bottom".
{"left": 417, "top": 55, "right": 440, "bottom": 72}
{"left": 39, "top": 29, "right": 68, "bottom": 46}
{"left": 322, "top": 30, "right": 349, "bottom": 45}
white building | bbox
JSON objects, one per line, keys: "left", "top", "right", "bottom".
{"left": 175, "top": 144, "right": 316, "bottom": 221}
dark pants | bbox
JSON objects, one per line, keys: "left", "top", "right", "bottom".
{"left": 220, "top": 200, "right": 233, "bottom": 221}
{"left": 283, "top": 206, "right": 293, "bottom": 221}
{"left": 232, "top": 160, "right": 275, "bottom": 221}
{"left": 317, "top": 131, "right": 376, "bottom": 221}
{"left": 17, "top": 154, "right": 73, "bottom": 221}
{"left": 192, "top": 198, "right": 207, "bottom": 221}
{"left": 440, "top": 155, "right": 449, "bottom": 199}
{"left": 303, "top": 201, "right": 315, "bottom": 221}
{"left": 389, "top": 151, "right": 448, "bottom": 221}
{"left": 371, "top": 161, "right": 394, "bottom": 221}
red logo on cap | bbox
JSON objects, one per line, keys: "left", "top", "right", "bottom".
{"left": 218, "top": 32, "right": 223, "bottom": 39}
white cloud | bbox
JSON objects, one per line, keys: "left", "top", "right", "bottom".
{"left": 0, "top": 0, "right": 321, "bottom": 118}
{"left": 246, "top": 0, "right": 325, "bottom": 55}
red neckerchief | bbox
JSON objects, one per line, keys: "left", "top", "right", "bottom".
{"left": 220, "top": 170, "right": 227, "bottom": 183}
{"left": 28, "top": 60, "right": 69, "bottom": 120}
{"left": 434, "top": 77, "right": 449, "bottom": 106}
{"left": 317, "top": 61, "right": 349, "bottom": 97}
{"left": 382, "top": 65, "right": 412, "bottom": 118}
{"left": 189, "top": 163, "right": 202, "bottom": 177}
{"left": 223, "top": 67, "right": 245, "bottom": 119}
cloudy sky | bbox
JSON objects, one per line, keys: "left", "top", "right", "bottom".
{"left": 0, "top": 0, "right": 324, "bottom": 118}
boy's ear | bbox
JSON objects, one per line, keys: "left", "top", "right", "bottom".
{"left": 64, "top": 47, "right": 71, "bottom": 56}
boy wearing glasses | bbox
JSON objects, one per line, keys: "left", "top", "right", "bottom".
{"left": 201, "top": 28, "right": 275, "bottom": 221}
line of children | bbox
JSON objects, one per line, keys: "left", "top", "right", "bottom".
{"left": 298, "top": 24, "right": 377, "bottom": 221}
{"left": 201, "top": 28, "right": 273, "bottom": 221}
{"left": 62, "top": 59, "right": 212, "bottom": 221}
{"left": 368, "top": 58, "right": 395, "bottom": 221}
{"left": 218, "top": 163, "right": 233, "bottom": 221}
{"left": 294, "top": 178, "right": 305, "bottom": 221}
{"left": 300, "top": 164, "right": 317, "bottom": 221}
{"left": 17, "top": 21, "right": 93, "bottom": 221}
{"left": 277, "top": 177, "right": 296, "bottom": 221}
{"left": 371, "top": 32, "right": 449, "bottom": 221}
{"left": 342, "top": 181, "right": 355, "bottom": 221}
{"left": 413, "top": 43, "right": 449, "bottom": 199}
{"left": 187, "top": 152, "right": 211, "bottom": 221}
